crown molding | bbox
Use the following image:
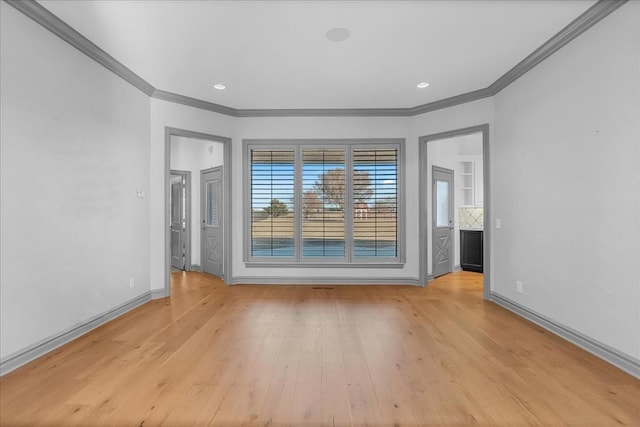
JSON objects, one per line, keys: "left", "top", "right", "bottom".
{"left": 4, "top": 0, "right": 628, "bottom": 118}
{"left": 151, "top": 89, "right": 238, "bottom": 116}
{"left": 235, "top": 107, "right": 411, "bottom": 117}
{"left": 488, "top": 0, "right": 627, "bottom": 95}
{"left": 408, "top": 87, "right": 494, "bottom": 116}
{"left": 4, "top": 0, "right": 155, "bottom": 96}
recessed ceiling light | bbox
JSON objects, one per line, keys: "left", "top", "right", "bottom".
{"left": 417, "top": 82, "right": 430, "bottom": 89}
{"left": 326, "top": 27, "right": 351, "bottom": 42}
{"left": 214, "top": 84, "right": 226, "bottom": 90}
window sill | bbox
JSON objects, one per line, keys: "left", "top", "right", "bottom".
{"left": 245, "top": 261, "right": 405, "bottom": 269}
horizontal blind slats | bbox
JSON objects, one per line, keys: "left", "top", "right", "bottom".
{"left": 302, "top": 149, "right": 346, "bottom": 258}
{"left": 250, "top": 149, "right": 295, "bottom": 257}
{"left": 353, "top": 148, "right": 398, "bottom": 258}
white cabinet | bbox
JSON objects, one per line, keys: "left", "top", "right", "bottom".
{"left": 460, "top": 161, "right": 474, "bottom": 206}
{"left": 459, "top": 159, "right": 483, "bottom": 206}
{"left": 474, "top": 160, "right": 483, "bottom": 205}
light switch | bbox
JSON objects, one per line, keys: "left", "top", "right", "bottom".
{"left": 136, "top": 190, "right": 146, "bottom": 199}
{"left": 496, "top": 218, "right": 502, "bottom": 229}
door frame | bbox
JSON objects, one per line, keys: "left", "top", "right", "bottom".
{"left": 431, "top": 166, "right": 455, "bottom": 278}
{"left": 200, "top": 166, "right": 224, "bottom": 278}
{"left": 164, "top": 127, "right": 232, "bottom": 296}
{"left": 170, "top": 169, "right": 192, "bottom": 272}
{"left": 419, "top": 124, "right": 491, "bottom": 300}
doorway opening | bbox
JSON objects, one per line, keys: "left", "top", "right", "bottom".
{"left": 419, "top": 124, "right": 490, "bottom": 300}
{"left": 164, "top": 128, "right": 232, "bottom": 296}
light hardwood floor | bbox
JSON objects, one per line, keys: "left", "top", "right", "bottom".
{"left": 1, "top": 272, "right": 638, "bottom": 426}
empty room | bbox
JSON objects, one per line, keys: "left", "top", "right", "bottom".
{"left": 1, "top": 0, "right": 638, "bottom": 426}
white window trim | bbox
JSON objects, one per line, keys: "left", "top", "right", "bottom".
{"left": 243, "top": 139, "right": 406, "bottom": 267}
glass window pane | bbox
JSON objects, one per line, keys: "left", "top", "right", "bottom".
{"left": 250, "top": 149, "right": 295, "bottom": 257}
{"left": 302, "top": 149, "right": 346, "bottom": 257}
{"left": 436, "top": 180, "right": 449, "bottom": 227}
{"left": 170, "top": 180, "right": 180, "bottom": 224}
{"left": 206, "top": 181, "right": 220, "bottom": 227}
{"left": 353, "top": 148, "right": 398, "bottom": 258}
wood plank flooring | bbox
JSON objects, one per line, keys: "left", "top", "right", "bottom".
{"left": 1, "top": 271, "right": 638, "bottom": 426}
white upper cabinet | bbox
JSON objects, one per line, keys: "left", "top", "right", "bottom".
{"left": 459, "top": 158, "right": 483, "bottom": 206}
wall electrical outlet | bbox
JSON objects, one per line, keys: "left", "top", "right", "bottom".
{"left": 129, "top": 278, "right": 135, "bottom": 288}
{"left": 516, "top": 280, "right": 523, "bottom": 294}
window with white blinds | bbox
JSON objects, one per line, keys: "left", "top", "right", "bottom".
{"left": 245, "top": 141, "right": 403, "bottom": 265}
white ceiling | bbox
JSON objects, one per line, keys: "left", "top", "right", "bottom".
{"left": 39, "top": 0, "right": 596, "bottom": 110}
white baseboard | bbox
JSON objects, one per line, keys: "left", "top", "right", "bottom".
{"left": 490, "top": 292, "right": 639, "bottom": 379}
{"left": 0, "top": 291, "right": 153, "bottom": 376}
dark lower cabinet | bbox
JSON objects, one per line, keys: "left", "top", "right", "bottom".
{"left": 460, "top": 230, "right": 483, "bottom": 272}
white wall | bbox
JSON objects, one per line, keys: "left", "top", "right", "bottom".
{"left": 493, "top": 2, "right": 640, "bottom": 360}
{"left": 170, "top": 136, "right": 224, "bottom": 266}
{"left": 149, "top": 99, "right": 235, "bottom": 290}
{"left": 0, "top": 3, "right": 151, "bottom": 358}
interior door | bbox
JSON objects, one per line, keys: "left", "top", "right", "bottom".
{"left": 432, "top": 166, "right": 454, "bottom": 278}
{"left": 170, "top": 175, "right": 185, "bottom": 270}
{"left": 201, "top": 166, "right": 224, "bottom": 278}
